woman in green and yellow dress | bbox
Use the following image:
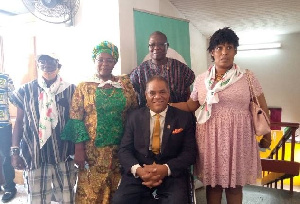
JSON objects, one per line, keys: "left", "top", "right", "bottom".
{"left": 62, "top": 41, "right": 137, "bottom": 203}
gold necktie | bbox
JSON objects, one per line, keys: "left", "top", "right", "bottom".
{"left": 152, "top": 114, "right": 160, "bottom": 154}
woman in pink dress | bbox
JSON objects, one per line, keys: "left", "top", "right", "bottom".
{"left": 171, "top": 27, "right": 271, "bottom": 204}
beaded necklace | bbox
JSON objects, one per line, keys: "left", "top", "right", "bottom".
{"left": 215, "top": 73, "right": 224, "bottom": 81}
{"left": 98, "top": 88, "right": 116, "bottom": 98}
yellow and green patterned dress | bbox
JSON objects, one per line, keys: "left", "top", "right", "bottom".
{"left": 62, "top": 75, "right": 137, "bottom": 204}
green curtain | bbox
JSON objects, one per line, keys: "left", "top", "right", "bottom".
{"left": 133, "top": 10, "right": 191, "bottom": 68}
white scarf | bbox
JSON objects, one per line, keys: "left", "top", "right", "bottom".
{"left": 87, "top": 74, "right": 123, "bottom": 89}
{"left": 38, "top": 75, "right": 70, "bottom": 148}
{"left": 197, "top": 64, "right": 244, "bottom": 124}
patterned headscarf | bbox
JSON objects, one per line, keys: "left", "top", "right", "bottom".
{"left": 92, "top": 41, "right": 119, "bottom": 62}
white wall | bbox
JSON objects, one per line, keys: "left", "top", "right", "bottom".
{"left": 1, "top": 1, "right": 298, "bottom": 123}
{"left": 2, "top": 0, "right": 207, "bottom": 85}
{"left": 1, "top": 0, "right": 121, "bottom": 85}
{"left": 235, "top": 33, "right": 300, "bottom": 123}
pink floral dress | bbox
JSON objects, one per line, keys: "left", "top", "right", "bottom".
{"left": 191, "top": 69, "right": 263, "bottom": 188}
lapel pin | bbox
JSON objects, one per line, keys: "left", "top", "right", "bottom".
{"left": 167, "top": 125, "right": 170, "bottom": 129}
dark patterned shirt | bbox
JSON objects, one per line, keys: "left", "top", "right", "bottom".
{"left": 130, "top": 58, "right": 195, "bottom": 107}
{"left": 11, "top": 79, "right": 76, "bottom": 170}
{"left": 0, "top": 73, "right": 14, "bottom": 126}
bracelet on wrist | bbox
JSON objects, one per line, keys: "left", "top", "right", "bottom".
{"left": 10, "top": 147, "right": 20, "bottom": 156}
{"left": 261, "top": 137, "right": 271, "bottom": 145}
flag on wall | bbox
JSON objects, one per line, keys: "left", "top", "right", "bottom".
{"left": 133, "top": 10, "right": 191, "bottom": 68}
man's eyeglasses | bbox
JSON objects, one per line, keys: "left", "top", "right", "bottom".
{"left": 147, "top": 90, "right": 169, "bottom": 97}
{"left": 95, "top": 58, "right": 115, "bottom": 64}
{"left": 38, "top": 59, "right": 58, "bottom": 66}
{"left": 148, "top": 43, "right": 168, "bottom": 49}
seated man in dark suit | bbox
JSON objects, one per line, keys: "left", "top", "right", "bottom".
{"left": 112, "top": 75, "right": 196, "bottom": 204}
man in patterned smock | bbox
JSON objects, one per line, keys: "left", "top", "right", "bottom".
{"left": 130, "top": 31, "right": 195, "bottom": 107}
{"left": 0, "top": 73, "right": 17, "bottom": 203}
{"left": 10, "top": 54, "right": 76, "bottom": 203}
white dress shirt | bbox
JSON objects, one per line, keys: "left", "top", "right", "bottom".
{"left": 131, "top": 107, "right": 171, "bottom": 177}
{"left": 149, "top": 108, "right": 167, "bottom": 150}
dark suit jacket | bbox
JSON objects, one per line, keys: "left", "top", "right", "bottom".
{"left": 118, "top": 106, "right": 196, "bottom": 178}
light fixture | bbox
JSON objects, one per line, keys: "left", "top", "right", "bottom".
{"left": 238, "top": 42, "right": 281, "bottom": 51}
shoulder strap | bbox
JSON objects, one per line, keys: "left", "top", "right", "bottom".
{"left": 246, "top": 69, "right": 261, "bottom": 108}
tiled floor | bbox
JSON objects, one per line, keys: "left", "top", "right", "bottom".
{"left": 196, "top": 185, "right": 300, "bottom": 204}
{"left": 1, "top": 180, "right": 300, "bottom": 203}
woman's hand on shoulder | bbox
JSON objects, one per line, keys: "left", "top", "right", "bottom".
{"left": 171, "top": 98, "right": 200, "bottom": 112}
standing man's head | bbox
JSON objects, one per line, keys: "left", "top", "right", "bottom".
{"left": 145, "top": 76, "right": 170, "bottom": 113}
{"left": 37, "top": 54, "right": 61, "bottom": 81}
{"left": 148, "top": 31, "right": 169, "bottom": 64}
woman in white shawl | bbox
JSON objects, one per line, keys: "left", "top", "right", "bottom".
{"left": 171, "top": 27, "right": 271, "bottom": 204}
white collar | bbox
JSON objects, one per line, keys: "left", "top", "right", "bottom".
{"left": 98, "top": 80, "right": 123, "bottom": 88}
{"left": 86, "top": 74, "right": 123, "bottom": 89}
{"left": 150, "top": 106, "right": 168, "bottom": 117}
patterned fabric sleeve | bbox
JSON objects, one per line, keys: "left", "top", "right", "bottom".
{"left": 120, "top": 75, "right": 138, "bottom": 107}
{"left": 10, "top": 85, "right": 25, "bottom": 110}
{"left": 61, "top": 82, "right": 90, "bottom": 143}
{"left": 61, "top": 119, "right": 89, "bottom": 143}
{"left": 69, "top": 82, "right": 86, "bottom": 120}
{"left": 129, "top": 68, "right": 140, "bottom": 94}
{"left": 182, "top": 63, "right": 195, "bottom": 87}
{"left": 119, "top": 75, "right": 138, "bottom": 121}
{"left": 7, "top": 74, "right": 15, "bottom": 103}
{"left": 190, "top": 74, "right": 201, "bottom": 101}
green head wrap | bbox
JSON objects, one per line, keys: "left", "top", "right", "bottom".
{"left": 92, "top": 41, "right": 119, "bottom": 62}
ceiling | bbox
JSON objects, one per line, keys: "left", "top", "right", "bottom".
{"left": 169, "top": 0, "right": 300, "bottom": 37}
{"left": 1, "top": 0, "right": 300, "bottom": 37}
